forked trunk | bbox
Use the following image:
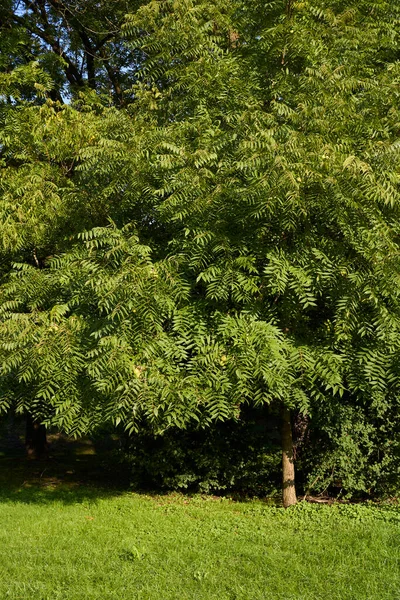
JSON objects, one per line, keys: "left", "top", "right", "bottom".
{"left": 25, "top": 414, "right": 48, "bottom": 459}
{"left": 281, "top": 404, "right": 297, "bottom": 508}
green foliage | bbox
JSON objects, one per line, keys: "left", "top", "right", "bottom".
{"left": 301, "top": 397, "right": 400, "bottom": 498}
{"left": 0, "top": 222, "right": 305, "bottom": 433}
{"left": 121, "top": 410, "right": 281, "bottom": 494}
{"left": 1, "top": 0, "right": 400, "bottom": 496}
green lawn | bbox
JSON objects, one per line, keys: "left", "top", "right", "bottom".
{"left": 0, "top": 468, "right": 399, "bottom": 600}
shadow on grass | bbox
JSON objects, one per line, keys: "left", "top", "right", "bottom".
{"left": 0, "top": 434, "right": 131, "bottom": 506}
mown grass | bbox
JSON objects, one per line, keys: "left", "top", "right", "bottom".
{"left": 0, "top": 464, "right": 399, "bottom": 600}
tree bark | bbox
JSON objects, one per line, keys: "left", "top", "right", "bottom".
{"left": 281, "top": 404, "right": 297, "bottom": 507}
{"left": 25, "top": 414, "right": 48, "bottom": 459}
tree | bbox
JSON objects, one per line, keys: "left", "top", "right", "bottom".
{"left": 1, "top": 0, "right": 400, "bottom": 504}
{"left": 1, "top": 0, "right": 148, "bottom": 104}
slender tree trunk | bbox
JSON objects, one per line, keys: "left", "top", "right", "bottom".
{"left": 281, "top": 404, "right": 297, "bottom": 507}
{"left": 25, "top": 414, "right": 48, "bottom": 459}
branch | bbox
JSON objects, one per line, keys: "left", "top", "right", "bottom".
{"left": 100, "top": 48, "right": 123, "bottom": 105}
{"left": 10, "top": 10, "right": 83, "bottom": 86}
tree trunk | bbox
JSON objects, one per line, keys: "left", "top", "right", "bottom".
{"left": 25, "top": 414, "right": 48, "bottom": 459}
{"left": 281, "top": 404, "right": 297, "bottom": 507}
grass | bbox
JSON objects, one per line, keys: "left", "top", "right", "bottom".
{"left": 0, "top": 438, "right": 399, "bottom": 599}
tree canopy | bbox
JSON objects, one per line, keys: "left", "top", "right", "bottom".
{"left": 1, "top": 0, "right": 400, "bottom": 499}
